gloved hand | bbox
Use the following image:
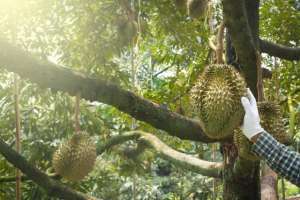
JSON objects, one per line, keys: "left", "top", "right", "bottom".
{"left": 240, "top": 88, "right": 264, "bottom": 140}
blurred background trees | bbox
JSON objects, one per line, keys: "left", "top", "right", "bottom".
{"left": 0, "top": 0, "right": 299, "bottom": 199}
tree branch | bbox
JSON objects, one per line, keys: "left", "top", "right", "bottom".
{"left": 97, "top": 131, "right": 223, "bottom": 178}
{"left": 0, "top": 173, "right": 60, "bottom": 183}
{"left": 1, "top": 130, "right": 222, "bottom": 187}
{"left": 0, "top": 138, "right": 100, "bottom": 200}
{"left": 216, "top": 21, "right": 225, "bottom": 64}
{"left": 0, "top": 39, "right": 216, "bottom": 143}
{"left": 138, "top": 131, "right": 223, "bottom": 178}
{"left": 260, "top": 39, "right": 300, "bottom": 61}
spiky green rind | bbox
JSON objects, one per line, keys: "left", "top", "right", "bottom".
{"left": 190, "top": 64, "right": 247, "bottom": 139}
{"left": 234, "top": 101, "right": 291, "bottom": 160}
{"left": 234, "top": 129, "right": 260, "bottom": 161}
{"left": 52, "top": 132, "right": 97, "bottom": 181}
{"left": 258, "top": 101, "right": 291, "bottom": 144}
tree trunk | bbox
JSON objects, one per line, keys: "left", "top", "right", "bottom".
{"left": 222, "top": 143, "right": 260, "bottom": 200}
{"left": 223, "top": 1, "right": 261, "bottom": 199}
{"left": 261, "top": 164, "right": 278, "bottom": 200}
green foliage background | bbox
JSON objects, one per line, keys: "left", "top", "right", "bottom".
{"left": 0, "top": 0, "right": 299, "bottom": 199}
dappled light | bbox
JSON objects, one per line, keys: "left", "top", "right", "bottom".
{"left": 0, "top": 0, "right": 299, "bottom": 200}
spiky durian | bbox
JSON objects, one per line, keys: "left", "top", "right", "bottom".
{"left": 258, "top": 101, "right": 291, "bottom": 144}
{"left": 234, "top": 101, "right": 291, "bottom": 161}
{"left": 190, "top": 64, "right": 247, "bottom": 139}
{"left": 187, "top": 0, "right": 209, "bottom": 19}
{"left": 52, "top": 132, "right": 97, "bottom": 181}
{"left": 233, "top": 129, "right": 260, "bottom": 161}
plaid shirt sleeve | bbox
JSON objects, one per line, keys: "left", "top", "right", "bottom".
{"left": 251, "top": 131, "right": 300, "bottom": 186}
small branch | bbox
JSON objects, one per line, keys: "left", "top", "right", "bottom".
{"left": 96, "top": 133, "right": 140, "bottom": 155}
{"left": 216, "top": 21, "right": 225, "bottom": 64}
{"left": 138, "top": 131, "right": 223, "bottom": 178}
{"left": 209, "top": 36, "right": 217, "bottom": 51}
{"left": 0, "top": 39, "right": 216, "bottom": 143}
{"left": 75, "top": 93, "right": 81, "bottom": 133}
{"left": 0, "top": 138, "right": 100, "bottom": 200}
{"left": 286, "top": 196, "right": 300, "bottom": 200}
{"left": 14, "top": 74, "right": 22, "bottom": 200}
{"left": 260, "top": 39, "right": 300, "bottom": 61}
{"left": 96, "top": 131, "right": 223, "bottom": 178}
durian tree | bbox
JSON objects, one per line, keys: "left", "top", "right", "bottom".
{"left": 0, "top": 0, "right": 299, "bottom": 199}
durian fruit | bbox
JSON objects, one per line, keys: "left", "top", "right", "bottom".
{"left": 190, "top": 64, "right": 247, "bottom": 139}
{"left": 234, "top": 101, "right": 291, "bottom": 161}
{"left": 187, "top": 0, "right": 209, "bottom": 19}
{"left": 234, "top": 129, "right": 260, "bottom": 161}
{"left": 52, "top": 132, "right": 97, "bottom": 181}
{"left": 258, "top": 101, "right": 291, "bottom": 144}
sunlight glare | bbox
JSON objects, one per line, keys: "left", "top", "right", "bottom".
{"left": 0, "top": 0, "right": 26, "bottom": 12}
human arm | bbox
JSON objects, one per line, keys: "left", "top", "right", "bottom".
{"left": 251, "top": 131, "right": 300, "bottom": 186}
{"left": 241, "top": 89, "right": 300, "bottom": 186}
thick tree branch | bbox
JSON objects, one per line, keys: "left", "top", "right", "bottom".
{"left": 260, "top": 39, "right": 300, "bottom": 61}
{"left": 0, "top": 173, "right": 59, "bottom": 183}
{"left": 0, "top": 39, "right": 216, "bottom": 143}
{"left": 0, "top": 138, "right": 100, "bottom": 200}
{"left": 97, "top": 131, "right": 223, "bottom": 178}
{"left": 1, "top": 130, "right": 222, "bottom": 186}
{"left": 138, "top": 131, "right": 223, "bottom": 178}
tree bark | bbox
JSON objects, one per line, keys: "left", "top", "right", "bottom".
{"left": 260, "top": 39, "right": 300, "bottom": 61}
{"left": 223, "top": 156, "right": 260, "bottom": 200}
{"left": 96, "top": 131, "right": 223, "bottom": 177}
{"left": 0, "top": 38, "right": 218, "bottom": 143}
{"left": 222, "top": 0, "right": 261, "bottom": 199}
{"left": 223, "top": 0, "right": 259, "bottom": 96}
{"left": 261, "top": 164, "right": 278, "bottom": 200}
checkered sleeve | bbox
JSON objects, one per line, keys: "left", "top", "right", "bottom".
{"left": 252, "top": 131, "right": 300, "bottom": 186}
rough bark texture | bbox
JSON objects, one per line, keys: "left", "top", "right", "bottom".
{"left": 97, "top": 131, "right": 223, "bottom": 177}
{"left": 0, "top": 138, "right": 100, "bottom": 200}
{"left": 222, "top": 0, "right": 261, "bottom": 199}
{"left": 0, "top": 174, "right": 60, "bottom": 183}
{"left": 260, "top": 39, "right": 300, "bottom": 61}
{"left": 261, "top": 165, "right": 278, "bottom": 200}
{"left": 287, "top": 197, "right": 300, "bottom": 200}
{"left": 223, "top": 0, "right": 259, "bottom": 96}
{"left": 223, "top": 156, "right": 260, "bottom": 200}
{"left": 0, "top": 39, "right": 217, "bottom": 143}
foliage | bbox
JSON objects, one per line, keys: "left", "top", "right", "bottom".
{"left": 0, "top": 0, "right": 299, "bottom": 199}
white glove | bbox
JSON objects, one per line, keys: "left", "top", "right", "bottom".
{"left": 240, "top": 88, "right": 264, "bottom": 139}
